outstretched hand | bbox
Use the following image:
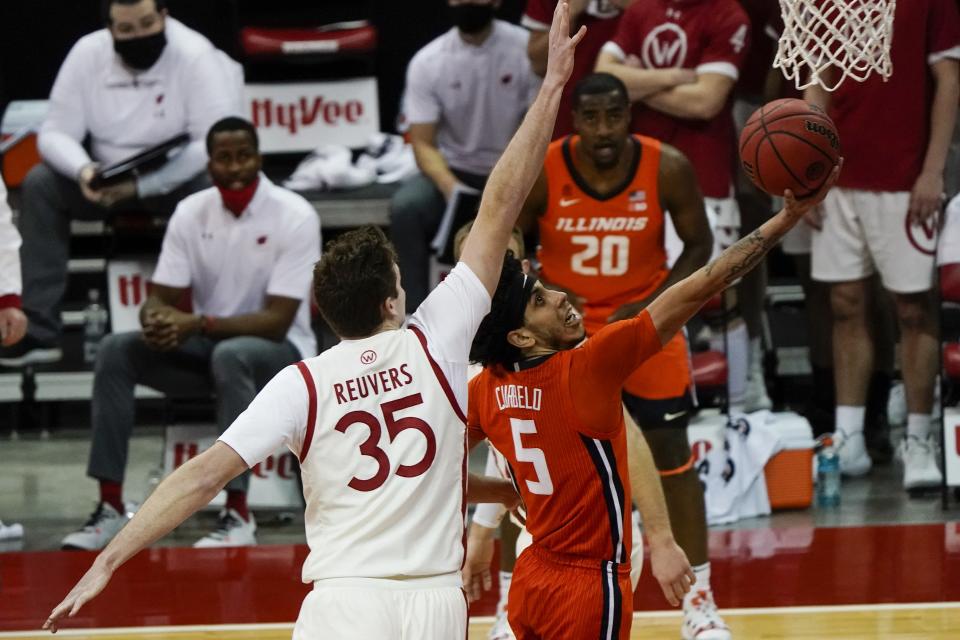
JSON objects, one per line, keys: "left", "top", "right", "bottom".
{"left": 781, "top": 158, "right": 843, "bottom": 226}
{"left": 544, "top": 1, "right": 588, "bottom": 87}
{"left": 43, "top": 559, "right": 113, "bottom": 633}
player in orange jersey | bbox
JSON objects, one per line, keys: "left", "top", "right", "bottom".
{"left": 518, "top": 71, "right": 737, "bottom": 638}
{"left": 467, "top": 159, "right": 840, "bottom": 639}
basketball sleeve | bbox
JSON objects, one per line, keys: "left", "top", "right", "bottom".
{"left": 218, "top": 365, "right": 309, "bottom": 466}
{"left": 266, "top": 207, "right": 321, "bottom": 301}
{"left": 576, "top": 311, "right": 663, "bottom": 390}
{"left": 402, "top": 50, "right": 441, "bottom": 125}
{"left": 928, "top": 0, "right": 960, "bottom": 64}
{"left": 150, "top": 206, "right": 192, "bottom": 288}
{"left": 602, "top": 4, "right": 640, "bottom": 61}
{"left": 698, "top": 3, "right": 751, "bottom": 79}
{"left": 521, "top": 0, "right": 553, "bottom": 30}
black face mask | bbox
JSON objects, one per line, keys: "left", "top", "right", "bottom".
{"left": 113, "top": 30, "right": 167, "bottom": 71}
{"left": 450, "top": 4, "right": 495, "bottom": 35}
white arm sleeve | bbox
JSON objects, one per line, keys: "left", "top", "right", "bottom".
{"left": 218, "top": 365, "right": 309, "bottom": 466}
{"left": 472, "top": 447, "right": 507, "bottom": 528}
{"left": 402, "top": 52, "right": 441, "bottom": 125}
{"left": 266, "top": 212, "right": 321, "bottom": 301}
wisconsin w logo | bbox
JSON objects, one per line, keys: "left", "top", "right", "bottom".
{"left": 641, "top": 23, "right": 688, "bottom": 68}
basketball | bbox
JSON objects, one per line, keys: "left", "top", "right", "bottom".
{"left": 738, "top": 98, "right": 841, "bottom": 199}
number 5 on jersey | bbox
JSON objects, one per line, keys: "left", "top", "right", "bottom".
{"left": 510, "top": 418, "right": 554, "bottom": 495}
{"left": 335, "top": 393, "right": 437, "bottom": 492}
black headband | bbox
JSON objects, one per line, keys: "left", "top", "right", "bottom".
{"left": 505, "top": 271, "right": 538, "bottom": 331}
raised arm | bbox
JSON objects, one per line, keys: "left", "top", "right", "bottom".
{"left": 460, "top": 1, "right": 586, "bottom": 296}
{"left": 44, "top": 442, "right": 248, "bottom": 632}
{"left": 646, "top": 162, "right": 842, "bottom": 345}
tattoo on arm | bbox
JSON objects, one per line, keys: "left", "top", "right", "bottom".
{"left": 704, "top": 229, "right": 769, "bottom": 285}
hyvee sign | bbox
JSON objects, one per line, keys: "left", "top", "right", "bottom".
{"left": 246, "top": 77, "right": 379, "bottom": 152}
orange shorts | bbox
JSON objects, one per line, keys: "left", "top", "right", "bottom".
{"left": 508, "top": 545, "right": 632, "bottom": 640}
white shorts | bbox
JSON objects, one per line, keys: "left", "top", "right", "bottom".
{"left": 293, "top": 576, "right": 466, "bottom": 640}
{"left": 666, "top": 196, "right": 741, "bottom": 267}
{"left": 811, "top": 188, "right": 936, "bottom": 293}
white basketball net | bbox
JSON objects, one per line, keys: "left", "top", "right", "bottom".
{"left": 774, "top": 0, "right": 896, "bottom": 92}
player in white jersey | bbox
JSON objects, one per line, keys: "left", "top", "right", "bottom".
{"left": 44, "top": 4, "right": 586, "bottom": 638}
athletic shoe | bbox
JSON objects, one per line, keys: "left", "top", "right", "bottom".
{"left": 61, "top": 502, "right": 128, "bottom": 550}
{"left": 0, "top": 520, "right": 24, "bottom": 540}
{"left": 900, "top": 435, "right": 942, "bottom": 491}
{"left": 488, "top": 610, "right": 514, "bottom": 640}
{"left": 682, "top": 588, "right": 731, "bottom": 640}
{"left": 0, "top": 336, "right": 62, "bottom": 367}
{"left": 834, "top": 429, "right": 872, "bottom": 477}
{"left": 193, "top": 509, "right": 257, "bottom": 548}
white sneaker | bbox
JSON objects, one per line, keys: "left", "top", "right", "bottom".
{"left": 193, "top": 509, "right": 257, "bottom": 548}
{"left": 682, "top": 588, "right": 732, "bottom": 640}
{"left": 0, "top": 520, "right": 24, "bottom": 540}
{"left": 834, "top": 429, "right": 872, "bottom": 477}
{"left": 61, "top": 502, "right": 129, "bottom": 550}
{"left": 900, "top": 436, "right": 943, "bottom": 491}
{"left": 488, "top": 609, "right": 514, "bottom": 640}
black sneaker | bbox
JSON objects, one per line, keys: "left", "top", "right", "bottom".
{"left": 0, "top": 336, "right": 62, "bottom": 367}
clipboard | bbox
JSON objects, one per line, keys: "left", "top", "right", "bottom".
{"left": 89, "top": 133, "right": 190, "bottom": 189}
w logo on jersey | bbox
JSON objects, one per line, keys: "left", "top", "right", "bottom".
{"left": 641, "top": 23, "right": 688, "bottom": 68}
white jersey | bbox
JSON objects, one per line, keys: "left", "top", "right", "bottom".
{"left": 219, "top": 263, "right": 491, "bottom": 583}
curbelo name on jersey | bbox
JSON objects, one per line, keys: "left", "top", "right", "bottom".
{"left": 334, "top": 364, "right": 414, "bottom": 405}
{"left": 554, "top": 216, "right": 648, "bottom": 233}
{"left": 496, "top": 384, "right": 543, "bottom": 412}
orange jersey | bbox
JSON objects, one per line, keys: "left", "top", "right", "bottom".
{"left": 468, "top": 312, "right": 662, "bottom": 563}
{"left": 537, "top": 135, "right": 690, "bottom": 399}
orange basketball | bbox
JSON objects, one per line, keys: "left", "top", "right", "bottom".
{"left": 739, "top": 98, "right": 841, "bottom": 199}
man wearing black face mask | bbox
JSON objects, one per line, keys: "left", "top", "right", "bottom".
{"left": 390, "top": 0, "right": 540, "bottom": 314}
{"left": 0, "top": 0, "right": 242, "bottom": 368}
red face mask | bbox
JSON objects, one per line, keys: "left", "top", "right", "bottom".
{"left": 217, "top": 176, "right": 260, "bottom": 217}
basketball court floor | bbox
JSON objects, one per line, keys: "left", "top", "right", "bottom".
{"left": 2, "top": 426, "right": 959, "bottom": 638}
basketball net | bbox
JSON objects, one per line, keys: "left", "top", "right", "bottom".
{"left": 774, "top": 0, "right": 896, "bottom": 92}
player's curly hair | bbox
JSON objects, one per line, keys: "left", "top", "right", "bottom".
{"left": 313, "top": 226, "right": 399, "bottom": 338}
{"left": 470, "top": 253, "right": 530, "bottom": 368}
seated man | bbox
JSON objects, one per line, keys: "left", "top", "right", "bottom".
{"left": 0, "top": 0, "right": 242, "bottom": 366}
{"left": 390, "top": 0, "right": 539, "bottom": 313}
{"left": 61, "top": 117, "right": 320, "bottom": 551}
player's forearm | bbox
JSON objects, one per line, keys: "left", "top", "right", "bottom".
{"left": 595, "top": 56, "right": 688, "bottom": 102}
{"left": 649, "top": 205, "right": 804, "bottom": 344}
{"left": 467, "top": 472, "right": 519, "bottom": 505}
{"left": 921, "top": 63, "right": 960, "bottom": 176}
{"left": 97, "top": 454, "right": 226, "bottom": 573}
{"left": 411, "top": 140, "right": 459, "bottom": 197}
{"left": 625, "top": 419, "right": 675, "bottom": 547}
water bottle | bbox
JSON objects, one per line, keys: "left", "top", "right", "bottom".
{"left": 816, "top": 436, "right": 841, "bottom": 507}
{"left": 83, "top": 289, "right": 108, "bottom": 365}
